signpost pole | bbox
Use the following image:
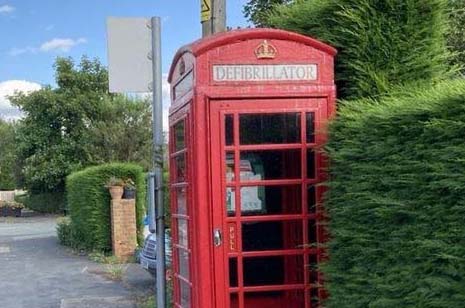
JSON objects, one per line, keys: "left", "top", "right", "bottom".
{"left": 151, "top": 16, "right": 166, "bottom": 308}
{"left": 201, "top": 0, "right": 226, "bottom": 37}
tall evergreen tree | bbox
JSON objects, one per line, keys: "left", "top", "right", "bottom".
{"left": 243, "top": 0, "right": 291, "bottom": 26}
{"left": 261, "top": 0, "right": 454, "bottom": 99}
{"left": 448, "top": 0, "right": 465, "bottom": 74}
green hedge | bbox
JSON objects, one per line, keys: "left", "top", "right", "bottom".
{"left": 66, "top": 163, "right": 146, "bottom": 252}
{"left": 323, "top": 79, "right": 465, "bottom": 307}
{"left": 268, "top": 0, "right": 455, "bottom": 99}
{"left": 15, "top": 192, "right": 65, "bottom": 213}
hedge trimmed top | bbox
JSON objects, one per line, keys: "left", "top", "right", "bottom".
{"left": 324, "top": 79, "right": 465, "bottom": 307}
{"left": 268, "top": 0, "right": 456, "bottom": 99}
{"left": 66, "top": 163, "right": 146, "bottom": 252}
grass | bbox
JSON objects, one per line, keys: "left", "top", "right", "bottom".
{"left": 87, "top": 251, "right": 132, "bottom": 281}
{"left": 136, "top": 295, "right": 155, "bottom": 308}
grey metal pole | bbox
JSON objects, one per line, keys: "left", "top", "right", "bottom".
{"left": 151, "top": 16, "right": 166, "bottom": 308}
{"left": 147, "top": 172, "right": 156, "bottom": 234}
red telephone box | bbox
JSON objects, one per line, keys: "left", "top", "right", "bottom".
{"left": 168, "top": 29, "right": 336, "bottom": 308}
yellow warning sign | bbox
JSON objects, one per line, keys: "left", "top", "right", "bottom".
{"left": 201, "top": 0, "right": 211, "bottom": 22}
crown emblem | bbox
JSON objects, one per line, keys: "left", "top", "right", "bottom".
{"left": 254, "top": 40, "right": 277, "bottom": 59}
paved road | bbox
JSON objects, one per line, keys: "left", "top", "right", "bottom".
{"left": 0, "top": 214, "right": 154, "bottom": 308}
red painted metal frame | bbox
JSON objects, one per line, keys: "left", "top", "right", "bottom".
{"left": 168, "top": 28, "right": 336, "bottom": 308}
{"left": 169, "top": 104, "right": 194, "bottom": 308}
{"left": 210, "top": 99, "right": 328, "bottom": 308}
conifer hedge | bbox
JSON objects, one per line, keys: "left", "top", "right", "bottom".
{"left": 66, "top": 163, "right": 146, "bottom": 252}
{"left": 268, "top": 0, "right": 455, "bottom": 99}
{"left": 323, "top": 79, "right": 465, "bottom": 307}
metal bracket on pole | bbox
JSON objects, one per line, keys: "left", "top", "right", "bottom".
{"left": 150, "top": 16, "right": 166, "bottom": 308}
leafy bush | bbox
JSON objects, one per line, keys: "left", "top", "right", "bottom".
{"left": 66, "top": 163, "right": 146, "bottom": 252}
{"left": 0, "top": 200, "right": 24, "bottom": 209}
{"left": 323, "top": 79, "right": 465, "bottom": 307}
{"left": 268, "top": 0, "right": 455, "bottom": 99}
{"left": 56, "top": 217, "right": 89, "bottom": 250}
{"left": 56, "top": 217, "right": 74, "bottom": 246}
{"left": 0, "top": 119, "right": 17, "bottom": 190}
{"left": 15, "top": 192, "right": 65, "bottom": 213}
{"left": 448, "top": 0, "right": 465, "bottom": 74}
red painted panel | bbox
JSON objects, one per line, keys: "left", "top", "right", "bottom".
{"left": 169, "top": 29, "right": 336, "bottom": 308}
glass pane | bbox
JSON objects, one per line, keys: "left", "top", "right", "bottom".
{"left": 225, "top": 114, "right": 234, "bottom": 146}
{"left": 307, "top": 254, "right": 319, "bottom": 284}
{"left": 240, "top": 150, "right": 301, "bottom": 181}
{"left": 226, "top": 187, "right": 236, "bottom": 217}
{"left": 177, "top": 187, "right": 187, "bottom": 215}
{"left": 175, "top": 154, "right": 187, "bottom": 183}
{"left": 308, "top": 186, "right": 316, "bottom": 214}
{"left": 310, "top": 288, "right": 320, "bottom": 307}
{"left": 306, "top": 112, "right": 315, "bottom": 143}
{"left": 240, "top": 185, "right": 301, "bottom": 215}
{"left": 242, "top": 220, "right": 303, "bottom": 251}
{"left": 229, "top": 258, "right": 238, "bottom": 287}
{"left": 174, "top": 121, "right": 185, "bottom": 151}
{"left": 239, "top": 113, "right": 301, "bottom": 145}
{"left": 243, "top": 255, "right": 304, "bottom": 286}
{"left": 230, "top": 293, "right": 239, "bottom": 308}
{"left": 307, "top": 220, "right": 317, "bottom": 246}
{"left": 180, "top": 280, "right": 191, "bottom": 307}
{"left": 225, "top": 152, "right": 235, "bottom": 182}
{"left": 178, "top": 248, "right": 190, "bottom": 280}
{"left": 244, "top": 290, "right": 304, "bottom": 308}
{"left": 307, "top": 150, "right": 315, "bottom": 179}
{"left": 177, "top": 219, "right": 188, "bottom": 248}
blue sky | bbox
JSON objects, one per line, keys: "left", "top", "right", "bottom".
{"left": 0, "top": 0, "right": 250, "bottom": 120}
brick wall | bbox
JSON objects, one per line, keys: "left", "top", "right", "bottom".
{"left": 110, "top": 198, "right": 137, "bottom": 261}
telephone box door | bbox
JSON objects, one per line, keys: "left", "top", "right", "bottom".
{"left": 210, "top": 98, "right": 328, "bottom": 308}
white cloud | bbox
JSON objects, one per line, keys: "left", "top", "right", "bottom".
{"left": 0, "top": 80, "right": 41, "bottom": 121}
{"left": 8, "top": 47, "right": 37, "bottom": 56}
{"left": 39, "top": 37, "right": 87, "bottom": 52}
{"left": 9, "top": 37, "right": 87, "bottom": 56}
{"left": 0, "top": 4, "right": 15, "bottom": 14}
{"left": 45, "top": 24, "right": 55, "bottom": 31}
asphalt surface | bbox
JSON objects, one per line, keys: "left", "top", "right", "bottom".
{"left": 0, "top": 213, "right": 154, "bottom": 308}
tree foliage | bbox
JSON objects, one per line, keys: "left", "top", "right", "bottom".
{"left": 10, "top": 57, "right": 153, "bottom": 193}
{"left": 85, "top": 95, "right": 153, "bottom": 170}
{"left": 447, "top": 0, "right": 465, "bottom": 73}
{"left": 0, "top": 119, "right": 17, "bottom": 190}
{"left": 258, "top": 0, "right": 455, "bottom": 99}
{"left": 243, "top": 0, "right": 291, "bottom": 27}
{"left": 324, "top": 79, "right": 465, "bottom": 307}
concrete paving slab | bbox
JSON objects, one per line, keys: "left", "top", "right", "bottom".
{"left": 0, "top": 245, "right": 10, "bottom": 253}
{"left": 0, "top": 214, "right": 154, "bottom": 308}
{"left": 60, "top": 296, "right": 136, "bottom": 308}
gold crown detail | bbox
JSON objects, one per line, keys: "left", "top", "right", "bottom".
{"left": 254, "top": 40, "right": 277, "bottom": 59}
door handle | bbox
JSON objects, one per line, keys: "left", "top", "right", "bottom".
{"left": 214, "top": 228, "right": 222, "bottom": 247}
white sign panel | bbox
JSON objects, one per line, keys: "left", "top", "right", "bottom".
{"left": 107, "top": 17, "right": 153, "bottom": 93}
{"left": 213, "top": 64, "right": 317, "bottom": 82}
